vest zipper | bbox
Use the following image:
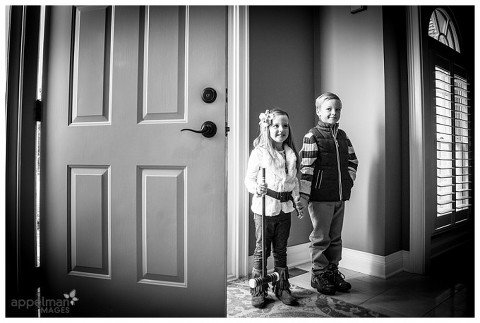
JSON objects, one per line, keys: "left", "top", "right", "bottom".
{"left": 315, "top": 170, "right": 323, "bottom": 189}
{"left": 332, "top": 128, "right": 342, "bottom": 200}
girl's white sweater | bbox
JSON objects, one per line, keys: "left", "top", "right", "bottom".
{"left": 245, "top": 145, "right": 299, "bottom": 216}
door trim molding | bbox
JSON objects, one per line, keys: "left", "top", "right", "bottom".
{"left": 227, "top": 5, "right": 249, "bottom": 280}
{"left": 5, "top": 5, "right": 26, "bottom": 297}
{"left": 406, "top": 6, "right": 426, "bottom": 274}
{"left": 6, "top": 7, "right": 42, "bottom": 313}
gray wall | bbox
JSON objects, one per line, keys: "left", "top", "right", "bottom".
{"left": 314, "top": 6, "right": 405, "bottom": 256}
{"left": 249, "top": 6, "right": 316, "bottom": 254}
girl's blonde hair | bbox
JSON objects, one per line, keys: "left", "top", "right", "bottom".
{"left": 253, "top": 108, "right": 299, "bottom": 170}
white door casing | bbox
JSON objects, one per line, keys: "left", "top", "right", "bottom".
{"left": 226, "top": 5, "right": 250, "bottom": 280}
{"left": 43, "top": 6, "right": 226, "bottom": 316}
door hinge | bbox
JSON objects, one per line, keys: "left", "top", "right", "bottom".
{"left": 225, "top": 88, "right": 229, "bottom": 136}
{"left": 225, "top": 122, "right": 230, "bottom": 136}
{"left": 35, "top": 100, "right": 42, "bottom": 122}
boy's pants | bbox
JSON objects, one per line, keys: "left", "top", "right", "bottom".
{"left": 253, "top": 212, "right": 291, "bottom": 271}
{"left": 308, "top": 201, "right": 345, "bottom": 275}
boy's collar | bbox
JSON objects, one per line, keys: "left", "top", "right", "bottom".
{"left": 317, "top": 120, "right": 339, "bottom": 129}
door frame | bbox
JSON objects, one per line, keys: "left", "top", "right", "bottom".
{"left": 226, "top": 6, "right": 250, "bottom": 280}
{"left": 406, "top": 6, "right": 427, "bottom": 274}
{"left": 5, "top": 5, "right": 43, "bottom": 316}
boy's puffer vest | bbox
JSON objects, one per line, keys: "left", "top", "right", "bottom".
{"left": 309, "top": 125, "right": 353, "bottom": 202}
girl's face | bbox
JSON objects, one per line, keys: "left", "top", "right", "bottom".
{"left": 317, "top": 99, "right": 342, "bottom": 125}
{"left": 269, "top": 114, "right": 289, "bottom": 150}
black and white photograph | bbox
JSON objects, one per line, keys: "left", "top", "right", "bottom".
{"left": 3, "top": 2, "right": 476, "bottom": 318}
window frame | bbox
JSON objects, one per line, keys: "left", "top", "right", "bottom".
{"left": 432, "top": 56, "right": 472, "bottom": 233}
{"left": 426, "top": 8, "right": 473, "bottom": 235}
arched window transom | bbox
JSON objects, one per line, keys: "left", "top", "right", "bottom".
{"left": 428, "top": 8, "right": 460, "bottom": 53}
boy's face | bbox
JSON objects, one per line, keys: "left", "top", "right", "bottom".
{"left": 316, "top": 99, "right": 342, "bottom": 125}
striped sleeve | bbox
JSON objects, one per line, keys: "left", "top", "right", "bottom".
{"left": 346, "top": 135, "right": 358, "bottom": 182}
{"left": 299, "top": 132, "right": 318, "bottom": 199}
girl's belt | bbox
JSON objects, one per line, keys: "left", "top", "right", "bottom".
{"left": 266, "top": 188, "right": 299, "bottom": 214}
{"left": 266, "top": 189, "right": 293, "bottom": 203}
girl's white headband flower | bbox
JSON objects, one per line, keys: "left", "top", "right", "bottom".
{"left": 258, "top": 110, "right": 272, "bottom": 129}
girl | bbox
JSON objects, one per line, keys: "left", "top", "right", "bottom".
{"left": 244, "top": 108, "right": 303, "bottom": 308}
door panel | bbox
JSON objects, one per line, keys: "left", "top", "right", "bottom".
{"left": 71, "top": 6, "right": 112, "bottom": 125}
{"left": 137, "top": 167, "right": 185, "bottom": 286}
{"left": 140, "top": 6, "right": 186, "bottom": 121}
{"left": 43, "top": 6, "right": 226, "bottom": 317}
{"left": 68, "top": 166, "right": 110, "bottom": 278}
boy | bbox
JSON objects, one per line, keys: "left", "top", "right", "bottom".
{"left": 297, "top": 92, "right": 358, "bottom": 295}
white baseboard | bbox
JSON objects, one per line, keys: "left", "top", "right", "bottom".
{"left": 341, "top": 248, "right": 409, "bottom": 279}
{"left": 246, "top": 243, "right": 409, "bottom": 279}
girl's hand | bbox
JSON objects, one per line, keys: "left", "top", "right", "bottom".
{"left": 256, "top": 183, "right": 267, "bottom": 196}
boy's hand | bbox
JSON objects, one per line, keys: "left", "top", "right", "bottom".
{"left": 297, "top": 210, "right": 304, "bottom": 219}
{"left": 296, "top": 196, "right": 308, "bottom": 213}
{"left": 294, "top": 196, "right": 307, "bottom": 219}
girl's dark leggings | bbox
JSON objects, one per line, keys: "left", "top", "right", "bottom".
{"left": 253, "top": 211, "right": 291, "bottom": 271}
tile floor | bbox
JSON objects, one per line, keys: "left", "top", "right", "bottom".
{"left": 288, "top": 259, "right": 474, "bottom": 317}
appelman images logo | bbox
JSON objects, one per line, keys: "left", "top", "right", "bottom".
{"left": 10, "top": 289, "right": 79, "bottom": 314}
{"left": 64, "top": 289, "right": 79, "bottom": 305}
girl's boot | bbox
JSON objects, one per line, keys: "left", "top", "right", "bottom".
{"left": 273, "top": 267, "right": 297, "bottom": 305}
{"left": 250, "top": 268, "right": 266, "bottom": 308}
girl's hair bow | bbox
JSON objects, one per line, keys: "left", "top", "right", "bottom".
{"left": 258, "top": 110, "right": 272, "bottom": 129}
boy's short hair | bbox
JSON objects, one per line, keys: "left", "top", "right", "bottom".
{"left": 315, "top": 92, "right": 342, "bottom": 109}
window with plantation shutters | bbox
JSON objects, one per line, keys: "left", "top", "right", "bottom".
{"left": 435, "top": 65, "right": 471, "bottom": 230}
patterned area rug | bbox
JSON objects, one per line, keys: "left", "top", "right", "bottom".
{"left": 227, "top": 279, "right": 385, "bottom": 318}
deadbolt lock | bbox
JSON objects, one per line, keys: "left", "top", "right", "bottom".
{"left": 202, "top": 87, "right": 217, "bottom": 103}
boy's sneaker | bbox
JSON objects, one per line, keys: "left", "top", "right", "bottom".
{"left": 329, "top": 265, "right": 352, "bottom": 292}
{"left": 311, "top": 271, "right": 335, "bottom": 295}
